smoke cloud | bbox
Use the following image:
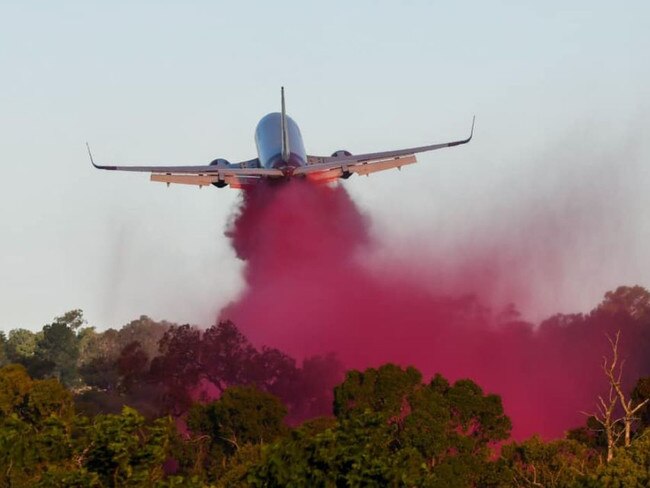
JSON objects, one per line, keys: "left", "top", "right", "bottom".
{"left": 220, "top": 179, "right": 650, "bottom": 439}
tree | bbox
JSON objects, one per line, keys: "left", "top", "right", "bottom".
{"left": 501, "top": 436, "right": 598, "bottom": 487}
{"left": 585, "top": 434, "right": 650, "bottom": 487}
{"left": 78, "top": 328, "right": 121, "bottom": 393}
{"left": 149, "top": 324, "right": 203, "bottom": 415}
{"left": 116, "top": 341, "right": 149, "bottom": 393}
{"left": 567, "top": 415, "right": 609, "bottom": 454}
{"left": 334, "top": 363, "right": 422, "bottom": 419}
{"left": 0, "top": 413, "right": 74, "bottom": 486}
{"left": 335, "top": 365, "right": 511, "bottom": 454}
{"left": 0, "top": 364, "right": 76, "bottom": 486}
{"left": 290, "top": 353, "right": 344, "bottom": 421}
{"left": 248, "top": 410, "right": 426, "bottom": 487}
{"left": 55, "top": 309, "right": 86, "bottom": 330}
{"left": 189, "top": 386, "right": 287, "bottom": 454}
{"left": 151, "top": 320, "right": 340, "bottom": 421}
{"left": 246, "top": 346, "right": 298, "bottom": 402}
{"left": 200, "top": 320, "right": 259, "bottom": 393}
{"left": 601, "top": 332, "right": 649, "bottom": 448}
{"left": 35, "top": 319, "right": 80, "bottom": 386}
{"left": 82, "top": 406, "right": 173, "bottom": 487}
{"left": 0, "top": 363, "right": 34, "bottom": 416}
{"left": 77, "top": 326, "right": 108, "bottom": 368}
{"left": 582, "top": 377, "right": 621, "bottom": 462}
{"left": 583, "top": 331, "right": 649, "bottom": 459}
{"left": 433, "top": 375, "right": 512, "bottom": 449}
{"left": 79, "top": 355, "right": 120, "bottom": 391}
{"left": 24, "top": 377, "right": 75, "bottom": 424}
{"left": 6, "top": 328, "right": 37, "bottom": 362}
{"left": 0, "top": 331, "right": 8, "bottom": 367}
{"left": 0, "top": 362, "right": 185, "bottom": 486}
{"left": 249, "top": 365, "right": 511, "bottom": 487}
{"left": 0, "top": 363, "right": 74, "bottom": 422}
{"left": 211, "top": 443, "right": 263, "bottom": 488}
{"left": 631, "top": 377, "right": 650, "bottom": 432}
{"left": 117, "top": 315, "right": 171, "bottom": 360}
{"left": 182, "top": 386, "right": 286, "bottom": 483}
{"left": 597, "top": 286, "right": 650, "bottom": 321}
{"left": 78, "top": 327, "right": 120, "bottom": 366}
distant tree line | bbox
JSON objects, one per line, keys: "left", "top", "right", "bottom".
{"left": 0, "top": 285, "right": 649, "bottom": 486}
{"left": 0, "top": 312, "right": 342, "bottom": 423}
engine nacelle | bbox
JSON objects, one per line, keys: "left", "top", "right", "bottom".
{"left": 209, "top": 158, "right": 231, "bottom": 168}
{"left": 331, "top": 150, "right": 353, "bottom": 178}
{"left": 209, "top": 159, "right": 230, "bottom": 187}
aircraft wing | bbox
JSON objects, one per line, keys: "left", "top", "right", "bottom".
{"left": 296, "top": 117, "right": 474, "bottom": 180}
{"left": 87, "top": 144, "right": 281, "bottom": 188}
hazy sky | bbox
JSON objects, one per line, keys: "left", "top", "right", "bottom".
{"left": 1, "top": 1, "right": 648, "bottom": 331}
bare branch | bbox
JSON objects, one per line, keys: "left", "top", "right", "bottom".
{"left": 598, "top": 329, "right": 647, "bottom": 448}
{"left": 629, "top": 398, "right": 650, "bottom": 416}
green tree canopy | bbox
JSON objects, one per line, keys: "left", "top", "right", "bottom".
{"left": 82, "top": 406, "right": 173, "bottom": 487}
{"left": 585, "top": 434, "right": 650, "bottom": 487}
{"left": 250, "top": 365, "right": 512, "bottom": 487}
{"left": 0, "top": 364, "right": 75, "bottom": 486}
{"left": 55, "top": 309, "right": 86, "bottom": 330}
{"left": 181, "top": 386, "right": 287, "bottom": 483}
{"left": 333, "top": 363, "right": 422, "bottom": 419}
{"left": 35, "top": 319, "right": 80, "bottom": 386}
{"left": 501, "top": 436, "right": 599, "bottom": 487}
{"left": 0, "top": 363, "right": 73, "bottom": 422}
{"left": 6, "top": 328, "right": 37, "bottom": 362}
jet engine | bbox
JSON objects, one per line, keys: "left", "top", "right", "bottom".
{"left": 209, "top": 158, "right": 230, "bottom": 168}
{"left": 209, "top": 158, "right": 230, "bottom": 187}
{"left": 330, "top": 151, "right": 353, "bottom": 178}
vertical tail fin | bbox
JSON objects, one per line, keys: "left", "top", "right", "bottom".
{"left": 280, "top": 86, "right": 290, "bottom": 163}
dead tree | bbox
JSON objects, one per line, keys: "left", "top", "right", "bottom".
{"left": 582, "top": 384, "right": 621, "bottom": 462}
{"left": 602, "top": 331, "right": 650, "bottom": 447}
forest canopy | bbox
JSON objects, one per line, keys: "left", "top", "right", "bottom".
{"left": 0, "top": 285, "right": 649, "bottom": 487}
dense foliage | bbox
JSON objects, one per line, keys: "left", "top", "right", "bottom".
{"left": 0, "top": 285, "right": 649, "bottom": 486}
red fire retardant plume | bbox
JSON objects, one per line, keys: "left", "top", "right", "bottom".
{"left": 221, "top": 180, "right": 649, "bottom": 439}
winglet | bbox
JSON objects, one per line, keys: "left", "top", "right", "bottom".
{"left": 86, "top": 143, "right": 116, "bottom": 170}
{"left": 86, "top": 142, "right": 98, "bottom": 167}
{"left": 447, "top": 116, "right": 475, "bottom": 147}
{"left": 280, "top": 86, "right": 290, "bottom": 163}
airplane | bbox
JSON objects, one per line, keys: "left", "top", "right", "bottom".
{"left": 88, "top": 88, "right": 474, "bottom": 189}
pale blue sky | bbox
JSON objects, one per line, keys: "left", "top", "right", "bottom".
{"left": 1, "top": 1, "right": 649, "bottom": 331}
